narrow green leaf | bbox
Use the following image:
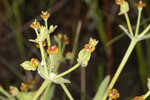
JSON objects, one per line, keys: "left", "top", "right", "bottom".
{"left": 49, "top": 73, "right": 71, "bottom": 84}
{"left": 42, "top": 85, "right": 55, "bottom": 100}
{"left": 93, "top": 75, "right": 110, "bottom": 100}
{"left": 38, "top": 64, "right": 48, "bottom": 79}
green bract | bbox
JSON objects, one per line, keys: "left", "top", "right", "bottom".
{"left": 16, "top": 92, "right": 35, "bottom": 100}
{"left": 49, "top": 73, "right": 71, "bottom": 84}
{"left": 119, "top": 1, "right": 129, "bottom": 15}
{"left": 20, "top": 61, "right": 37, "bottom": 71}
{"left": 77, "top": 49, "right": 91, "bottom": 67}
{"left": 38, "top": 64, "right": 70, "bottom": 84}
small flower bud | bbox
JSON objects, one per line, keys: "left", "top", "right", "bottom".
{"left": 20, "top": 83, "right": 29, "bottom": 91}
{"left": 62, "top": 35, "right": 69, "bottom": 45}
{"left": 133, "top": 96, "right": 144, "bottom": 100}
{"left": 118, "top": 1, "right": 129, "bottom": 15}
{"left": 41, "top": 11, "right": 50, "bottom": 20}
{"left": 47, "top": 45, "right": 59, "bottom": 55}
{"left": 66, "top": 52, "right": 73, "bottom": 60}
{"left": 9, "top": 86, "right": 19, "bottom": 96}
{"left": 30, "top": 19, "right": 40, "bottom": 29}
{"left": 84, "top": 44, "right": 95, "bottom": 53}
{"left": 108, "top": 89, "right": 120, "bottom": 100}
{"left": 115, "top": 0, "right": 124, "bottom": 5}
{"left": 89, "top": 38, "right": 98, "bottom": 46}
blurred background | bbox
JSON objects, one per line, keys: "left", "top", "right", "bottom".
{"left": 0, "top": 0, "right": 150, "bottom": 100}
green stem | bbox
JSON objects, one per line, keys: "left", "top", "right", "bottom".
{"left": 143, "top": 90, "right": 150, "bottom": 100}
{"left": 0, "top": 87, "right": 12, "bottom": 98}
{"left": 52, "top": 63, "right": 80, "bottom": 80}
{"left": 124, "top": 12, "right": 134, "bottom": 36}
{"left": 39, "top": 42, "right": 48, "bottom": 75}
{"left": 139, "top": 25, "right": 150, "bottom": 38}
{"left": 61, "top": 83, "right": 74, "bottom": 100}
{"left": 135, "top": 8, "right": 142, "bottom": 36}
{"left": 33, "top": 80, "right": 50, "bottom": 100}
{"left": 35, "top": 29, "right": 39, "bottom": 37}
{"left": 44, "top": 19, "right": 51, "bottom": 46}
{"left": 102, "top": 39, "right": 137, "bottom": 100}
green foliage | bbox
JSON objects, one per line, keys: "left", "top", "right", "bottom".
{"left": 93, "top": 76, "right": 110, "bottom": 100}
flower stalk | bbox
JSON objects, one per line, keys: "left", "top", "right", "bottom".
{"left": 135, "top": 8, "right": 143, "bottom": 36}
{"left": 52, "top": 63, "right": 80, "bottom": 80}
{"left": 61, "top": 83, "right": 74, "bottom": 100}
{"left": 33, "top": 80, "right": 50, "bottom": 100}
{"left": 102, "top": 39, "right": 137, "bottom": 100}
{"left": 143, "top": 90, "right": 150, "bottom": 100}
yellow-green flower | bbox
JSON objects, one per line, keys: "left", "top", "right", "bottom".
{"left": 30, "top": 58, "right": 39, "bottom": 67}
{"left": 84, "top": 44, "right": 95, "bottom": 53}
{"left": 41, "top": 11, "right": 50, "bottom": 20}
{"left": 47, "top": 45, "right": 59, "bottom": 55}
{"left": 136, "top": 0, "right": 146, "bottom": 8}
{"left": 20, "top": 83, "right": 29, "bottom": 91}
{"left": 108, "top": 89, "right": 120, "bottom": 99}
{"left": 30, "top": 19, "right": 40, "bottom": 29}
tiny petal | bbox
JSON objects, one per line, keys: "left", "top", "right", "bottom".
{"left": 47, "top": 45, "right": 59, "bottom": 55}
